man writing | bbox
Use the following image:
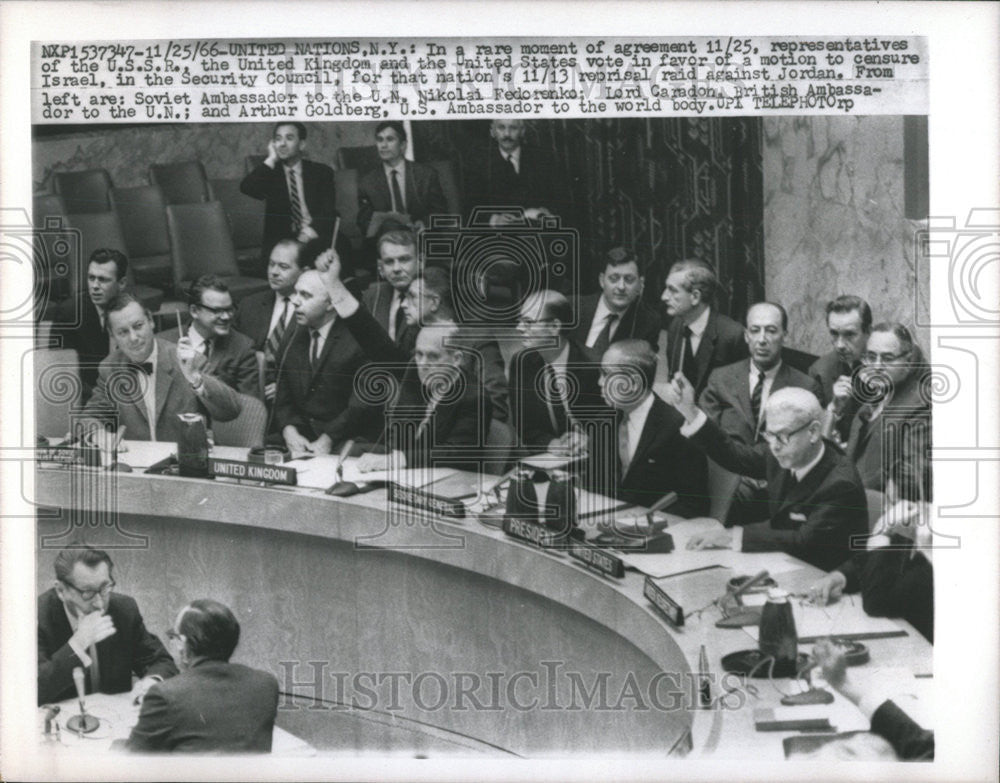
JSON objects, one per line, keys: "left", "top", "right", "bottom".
{"left": 38, "top": 547, "right": 177, "bottom": 705}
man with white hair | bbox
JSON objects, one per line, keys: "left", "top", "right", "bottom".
{"left": 665, "top": 375, "right": 867, "bottom": 571}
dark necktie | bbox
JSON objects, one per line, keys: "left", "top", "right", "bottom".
{"left": 593, "top": 312, "right": 619, "bottom": 355}
{"left": 680, "top": 326, "right": 698, "bottom": 386}
{"left": 266, "top": 297, "right": 290, "bottom": 363}
{"left": 201, "top": 339, "right": 212, "bottom": 362}
{"left": 390, "top": 169, "right": 405, "bottom": 213}
{"left": 505, "top": 153, "right": 518, "bottom": 176}
{"left": 543, "top": 363, "right": 568, "bottom": 435}
{"left": 751, "top": 370, "right": 766, "bottom": 429}
{"left": 393, "top": 293, "right": 407, "bottom": 342}
{"left": 309, "top": 330, "right": 321, "bottom": 370}
{"left": 287, "top": 166, "right": 303, "bottom": 233}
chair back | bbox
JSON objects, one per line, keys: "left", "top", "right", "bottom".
{"left": 426, "top": 159, "right": 462, "bottom": 217}
{"left": 706, "top": 457, "right": 742, "bottom": 522}
{"left": 336, "top": 145, "right": 379, "bottom": 171}
{"left": 212, "top": 393, "right": 268, "bottom": 448}
{"left": 149, "top": 160, "right": 211, "bottom": 205}
{"left": 165, "top": 201, "right": 240, "bottom": 293}
{"left": 34, "top": 348, "right": 80, "bottom": 438}
{"left": 52, "top": 168, "right": 113, "bottom": 213}
{"left": 110, "top": 185, "right": 171, "bottom": 258}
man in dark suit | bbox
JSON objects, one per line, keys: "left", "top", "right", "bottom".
{"left": 509, "top": 290, "right": 607, "bottom": 455}
{"left": 273, "top": 269, "right": 374, "bottom": 454}
{"left": 38, "top": 547, "right": 177, "bottom": 705}
{"left": 51, "top": 248, "right": 128, "bottom": 401}
{"left": 810, "top": 295, "right": 872, "bottom": 443}
{"left": 361, "top": 228, "right": 421, "bottom": 347}
{"left": 571, "top": 247, "right": 661, "bottom": 363}
{"left": 845, "top": 323, "right": 932, "bottom": 492}
{"left": 660, "top": 258, "right": 747, "bottom": 396}
{"left": 160, "top": 275, "right": 259, "bottom": 399}
{"left": 240, "top": 122, "right": 349, "bottom": 275}
{"left": 668, "top": 377, "right": 868, "bottom": 572}
{"left": 464, "top": 119, "right": 571, "bottom": 227}
{"left": 700, "top": 302, "right": 824, "bottom": 446}
{"left": 127, "top": 599, "right": 279, "bottom": 753}
{"left": 81, "top": 293, "right": 241, "bottom": 443}
{"left": 356, "top": 121, "right": 447, "bottom": 241}
{"left": 594, "top": 340, "right": 707, "bottom": 516}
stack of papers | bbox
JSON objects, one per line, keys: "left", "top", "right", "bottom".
{"left": 283, "top": 455, "right": 456, "bottom": 491}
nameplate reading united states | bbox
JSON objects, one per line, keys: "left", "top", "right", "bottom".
{"left": 208, "top": 458, "right": 297, "bottom": 486}
{"left": 644, "top": 576, "right": 685, "bottom": 627}
{"left": 568, "top": 543, "right": 625, "bottom": 578}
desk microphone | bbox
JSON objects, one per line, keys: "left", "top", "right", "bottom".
{"left": 326, "top": 440, "right": 361, "bottom": 496}
{"left": 67, "top": 666, "right": 99, "bottom": 735}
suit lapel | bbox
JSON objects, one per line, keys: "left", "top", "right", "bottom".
{"left": 774, "top": 448, "right": 833, "bottom": 516}
{"left": 310, "top": 321, "right": 341, "bottom": 379}
{"left": 154, "top": 341, "right": 178, "bottom": 425}
{"left": 733, "top": 360, "right": 756, "bottom": 433}
{"left": 403, "top": 160, "right": 418, "bottom": 213}
{"left": 623, "top": 397, "right": 662, "bottom": 482}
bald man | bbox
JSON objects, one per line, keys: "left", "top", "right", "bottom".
{"left": 666, "top": 379, "right": 867, "bottom": 571}
{"left": 272, "top": 269, "right": 375, "bottom": 454}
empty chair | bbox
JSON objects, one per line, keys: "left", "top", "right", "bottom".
{"left": 211, "top": 178, "right": 265, "bottom": 275}
{"left": 149, "top": 160, "right": 212, "bottom": 205}
{"left": 212, "top": 393, "right": 268, "bottom": 448}
{"left": 64, "top": 211, "right": 165, "bottom": 312}
{"left": 34, "top": 348, "right": 81, "bottom": 439}
{"left": 425, "top": 159, "right": 463, "bottom": 218}
{"left": 51, "top": 168, "right": 113, "bottom": 213}
{"left": 165, "top": 201, "right": 268, "bottom": 303}
{"left": 109, "top": 185, "right": 173, "bottom": 288}
{"left": 336, "top": 145, "right": 379, "bottom": 172}
{"left": 244, "top": 154, "right": 266, "bottom": 175}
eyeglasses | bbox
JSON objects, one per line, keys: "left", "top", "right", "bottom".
{"left": 761, "top": 421, "right": 813, "bottom": 446}
{"left": 861, "top": 350, "right": 910, "bottom": 365}
{"left": 196, "top": 303, "right": 236, "bottom": 317}
{"left": 61, "top": 579, "right": 115, "bottom": 602}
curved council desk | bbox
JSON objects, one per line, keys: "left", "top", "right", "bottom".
{"left": 35, "top": 465, "right": 702, "bottom": 757}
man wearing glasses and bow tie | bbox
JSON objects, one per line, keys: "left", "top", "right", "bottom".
{"left": 37, "top": 547, "right": 177, "bottom": 705}
{"left": 80, "top": 292, "right": 241, "bottom": 444}
{"left": 161, "top": 275, "right": 260, "bottom": 398}
{"left": 665, "top": 378, "right": 867, "bottom": 572}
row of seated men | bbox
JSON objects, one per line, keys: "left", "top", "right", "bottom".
{"left": 52, "top": 230, "right": 932, "bottom": 633}
{"left": 238, "top": 118, "right": 567, "bottom": 275}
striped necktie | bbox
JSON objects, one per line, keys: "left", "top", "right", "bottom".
{"left": 266, "top": 297, "right": 290, "bottom": 361}
{"left": 287, "top": 166, "right": 303, "bottom": 233}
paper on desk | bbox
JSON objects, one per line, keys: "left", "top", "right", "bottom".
{"left": 741, "top": 596, "right": 905, "bottom": 643}
{"left": 284, "top": 455, "right": 456, "bottom": 490}
{"left": 121, "top": 440, "right": 176, "bottom": 468}
{"left": 520, "top": 452, "right": 581, "bottom": 470}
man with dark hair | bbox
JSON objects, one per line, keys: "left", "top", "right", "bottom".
{"left": 233, "top": 239, "right": 306, "bottom": 404}
{"left": 356, "top": 120, "right": 446, "bottom": 241}
{"left": 660, "top": 258, "right": 747, "bottom": 396}
{"left": 160, "top": 274, "right": 260, "bottom": 398}
{"left": 362, "top": 228, "right": 421, "bottom": 346}
{"left": 572, "top": 247, "right": 661, "bottom": 362}
{"left": 700, "top": 302, "right": 824, "bottom": 447}
{"left": 845, "top": 322, "right": 931, "bottom": 491}
{"left": 810, "top": 295, "right": 873, "bottom": 442}
{"left": 509, "top": 290, "right": 606, "bottom": 454}
{"left": 37, "top": 547, "right": 177, "bottom": 705}
{"left": 52, "top": 248, "right": 130, "bottom": 401}
{"left": 81, "top": 292, "right": 240, "bottom": 442}
{"left": 127, "top": 599, "right": 279, "bottom": 753}
{"left": 240, "top": 121, "right": 349, "bottom": 275}
{"left": 595, "top": 340, "right": 707, "bottom": 515}
{"left": 464, "top": 119, "right": 571, "bottom": 227}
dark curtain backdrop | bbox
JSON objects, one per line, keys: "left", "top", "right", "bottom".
{"left": 413, "top": 118, "right": 764, "bottom": 321}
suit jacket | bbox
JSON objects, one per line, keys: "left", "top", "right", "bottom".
{"left": 700, "top": 359, "right": 825, "bottom": 446}
{"left": 508, "top": 340, "right": 607, "bottom": 453}
{"left": 809, "top": 350, "right": 861, "bottom": 439}
{"left": 357, "top": 160, "right": 447, "bottom": 234}
{"left": 846, "top": 366, "right": 932, "bottom": 491}
{"left": 233, "top": 289, "right": 285, "bottom": 351}
{"left": 464, "top": 144, "right": 571, "bottom": 221}
{"left": 689, "top": 417, "right": 868, "bottom": 571}
{"left": 37, "top": 588, "right": 178, "bottom": 704}
{"left": 870, "top": 699, "right": 935, "bottom": 761}
{"left": 361, "top": 281, "right": 416, "bottom": 346}
{"left": 52, "top": 295, "right": 110, "bottom": 397}
{"left": 272, "top": 319, "right": 373, "bottom": 444}
{"left": 127, "top": 658, "right": 278, "bottom": 753}
{"left": 664, "top": 309, "right": 748, "bottom": 396}
{"left": 837, "top": 538, "right": 934, "bottom": 642}
{"left": 570, "top": 293, "right": 661, "bottom": 363}
{"left": 160, "top": 327, "right": 260, "bottom": 399}
{"left": 601, "top": 395, "right": 708, "bottom": 517}
{"left": 239, "top": 159, "right": 341, "bottom": 268}
{"left": 82, "top": 338, "right": 241, "bottom": 442}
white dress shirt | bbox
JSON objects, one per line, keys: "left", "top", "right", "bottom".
{"left": 748, "top": 360, "right": 783, "bottom": 425}
{"left": 142, "top": 341, "right": 159, "bottom": 441}
{"left": 268, "top": 295, "right": 293, "bottom": 336}
{"left": 622, "top": 392, "right": 655, "bottom": 466}
{"left": 685, "top": 306, "right": 711, "bottom": 356}
{"left": 387, "top": 289, "right": 406, "bottom": 341}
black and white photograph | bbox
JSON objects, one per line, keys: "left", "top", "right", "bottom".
{"left": 1, "top": 2, "right": 997, "bottom": 782}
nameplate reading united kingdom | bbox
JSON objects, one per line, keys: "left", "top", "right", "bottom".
{"left": 568, "top": 543, "right": 625, "bottom": 578}
{"left": 644, "top": 576, "right": 685, "bottom": 627}
{"left": 208, "top": 458, "right": 297, "bottom": 486}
